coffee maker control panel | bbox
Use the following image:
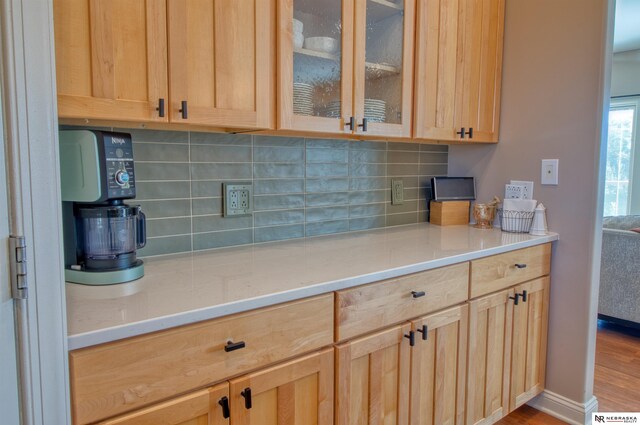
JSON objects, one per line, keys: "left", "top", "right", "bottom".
{"left": 103, "top": 133, "right": 136, "bottom": 200}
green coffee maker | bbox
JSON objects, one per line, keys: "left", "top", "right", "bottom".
{"left": 59, "top": 130, "right": 146, "bottom": 285}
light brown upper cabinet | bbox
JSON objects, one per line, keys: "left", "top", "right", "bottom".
{"left": 278, "top": 0, "right": 415, "bottom": 138}
{"left": 414, "top": 0, "right": 505, "bottom": 143}
{"left": 54, "top": 0, "right": 275, "bottom": 130}
{"left": 54, "top": 0, "right": 169, "bottom": 122}
{"left": 167, "top": 0, "right": 274, "bottom": 129}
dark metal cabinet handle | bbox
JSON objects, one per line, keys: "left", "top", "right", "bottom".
{"left": 411, "top": 291, "right": 426, "bottom": 299}
{"left": 514, "top": 263, "right": 527, "bottom": 269}
{"left": 509, "top": 294, "right": 521, "bottom": 306}
{"left": 224, "top": 340, "right": 246, "bottom": 352}
{"left": 520, "top": 290, "right": 528, "bottom": 302}
{"left": 416, "top": 325, "right": 428, "bottom": 340}
{"left": 465, "top": 127, "right": 473, "bottom": 138}
{"left": 344, "top": 116, "right": 355, "bottom": 131}
{"left": 404, "top": 331, "right": 415, "bottom": 347}
{"left": 241, "top": 387, "right": 252, "bottom": 409}
{"left": 218, "top": 397, "right": 230, "bottom": 419}
{"left": 358, "top": 117, "right": 368, "bottom": 132}
{"left": 179, "top": 100, "right": 188, "bottom": 119}
{"left": 156, "top": 98, "right": 165, "bottom": 117}
{"left": 456, "top": 127, "right": 466, "bottom": 138}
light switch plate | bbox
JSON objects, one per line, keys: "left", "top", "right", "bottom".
{"left": 223, "top": 182, "right": 253, "bottom": 217}
{"left": 510, "top": 180, "right": 534, "bottom": 199}
{"left": 541, "top": 159, "right": 559, "bottom": 185}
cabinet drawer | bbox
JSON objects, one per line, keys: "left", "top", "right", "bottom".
{"left": 70, "top": 294, "right": 333, "bottom": 425}
{"left": 336, "top": 263, "right": 469, "bottom": 341}
{"left": 470, "top": 244, "right": 551, "bottom": 299}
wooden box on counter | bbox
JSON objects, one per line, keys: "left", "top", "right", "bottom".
{"left": 430, "top": 201, "right": 470, "bottom": 226}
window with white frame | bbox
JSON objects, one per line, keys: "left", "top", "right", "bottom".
{"left": 604, "top": 97, "right": 640, "bottom": 216}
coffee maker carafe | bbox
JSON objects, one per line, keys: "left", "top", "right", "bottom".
{"left": 59, "top": 130, "right": 146, "bottom": 285}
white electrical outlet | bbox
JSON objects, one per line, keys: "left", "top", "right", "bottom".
{"left": 505, "top": 184, "right": 525, "bottom": 199}
{"left": 510, "top": 180, "right": 534, "bottom": 200}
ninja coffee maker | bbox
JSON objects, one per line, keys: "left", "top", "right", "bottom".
{"left": 60, "top": 130, "right": 146, "bottom": 285}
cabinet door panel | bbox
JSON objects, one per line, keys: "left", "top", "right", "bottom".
{"left": 457, "top": 0, "right": 505, "bottom": 142}
{"left": 54, "top": 0, "right": 168, "bottom": 122}
{"left": 510, "top": 277, "right": 550, "bottom": 410}
{"left": 476, "top": 0, "right": 504, "bottom": 141}
{"left": 230, "top": 349, "right": 334, "bottom": 425}
{"left": 99, "top": 383, "right": 229, "bottom": 425}
{"left": 414, "top": 0, "right": 504, "bottom": 142}
{"left": 414, "top": 0, "right": 460, "bottom": 140}
{"left": 352, "top": 0, "right": 415, "bottom": 138}
{"left": 336, "top": 324, "right": 411, "bottom": 425}
{"left": 467, "top": 290, "right": 513, "bottom": 425}
{"left": 168, "top": 0, "right": 274, "bottom": 129}
{"left": 277, "top": 0, "right": 355, "bottom": 135}
{"left": 410, "top": 305, "right": 468, "bottom": 425}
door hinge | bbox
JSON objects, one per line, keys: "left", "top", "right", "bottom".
{"left": 9, "top": 235, "right": 27, "bottom": 299}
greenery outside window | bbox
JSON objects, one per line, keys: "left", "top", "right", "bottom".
{"left": 604, "top": 97, "right": 640, "bottom": 216}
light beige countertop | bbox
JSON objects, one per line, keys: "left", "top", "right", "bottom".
{"left": 66, "top": 223, "right": 558, "bottom": 350}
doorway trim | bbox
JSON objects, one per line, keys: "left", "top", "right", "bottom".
{"left": 1, "top": 0, "right": 70, "bottom": 423}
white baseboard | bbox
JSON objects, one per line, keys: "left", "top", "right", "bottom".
{"left": 527, "top": 390, "right": 599, "bottom": 425}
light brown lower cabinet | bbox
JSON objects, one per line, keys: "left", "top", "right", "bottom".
{"left": 99, "top": 383, "right": 229, "bottom": 425}
{"left": 336, "top": 323, "right": 412, "bottom": 425}
{"left": 467, "top": 277, "right": 550, "bottom": 425}
{"left": 509, "top": 277, "right": 550, "bottom": 411}
{"left": 336, "top": 305, "right": 469, "bottom": 425}
{"left": 467, "top": 288, "right": 514, "bottom": 425}
{"left": 73, "top": 246, "right": 552, "bottom": 425}
{"left": 229, "top": 348, "right": 334, "bottom": 425}
{"left": 410, "top": 305, "right": 468, "bottom": 425}
{"left": 99, "top": 349, "right": 333, "bottom": 425}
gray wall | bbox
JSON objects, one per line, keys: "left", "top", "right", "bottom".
{"left": 611, "top": 49, "right": 640, "bottom": 97}
{"left": 119, "top": 129, "right": 447, "bottom": 257}
{"left": 449, "top": 0, "right": 607, "bottom": 410}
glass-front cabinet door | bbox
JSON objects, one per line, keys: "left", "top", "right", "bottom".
{"left": 278, "top": 0, "right": 354, "bottom": 134}
{"left": 353, "top": 0, "right": 415, "bottom": 138}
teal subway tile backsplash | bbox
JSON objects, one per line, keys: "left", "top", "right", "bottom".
{"left": 76, "top": 128, "right": 448, "bottom": 256}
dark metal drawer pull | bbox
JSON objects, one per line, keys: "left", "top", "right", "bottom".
{"left": 224, "top": 340, "right": 246, "bottom": 352}
{"left": 241, "top": 387, "right": 252, "bottom": 409}
{"left": 179, "top": 100, "right": 188, "bottom": 119}
{"left": 411, "top": 290, "right": 426, "bottom": 299}
{"left": 218, "top": 396, "right": 230, "bottom": 419}
{"left": 514, "top": 263, "right": 527, "bottom": 269}
{"left": 344, "top": 116, "right": 355, "bottom": 131}
{"left": 404, "top": 331, "right": 415, "bottom": 347}
{"left": 520, "top": 290, "right": 528, "bottom": 302}
{"left": 509, "top": 294, "right": 521, "bottom": 306}
{"left": 156, "top": 98, "right": 165, "bottom": 117}
{"left": 416, "top": 325, "right": 428, "bottom": 340}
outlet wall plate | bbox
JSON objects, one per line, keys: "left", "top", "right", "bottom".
{"left": 510, "top": 180, "right": 534, "bottom": 200}
{"left": 391, "top": 179, "right": 404, "bottom": 205}
{"left": 541, "top": 159, "right": 559, "bottom": 185}
{"left": 223, "top": 182, "right": 253, "bottom": 217}
{"left": 505, "top": 184, "right": 525, "bottom": 199}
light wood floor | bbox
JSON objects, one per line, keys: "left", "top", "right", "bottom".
{"left": 593, "top": 321, "right": 640, "bottom": 412}
{"left": 496, "top": 321, "right": 640, "bottom": 424}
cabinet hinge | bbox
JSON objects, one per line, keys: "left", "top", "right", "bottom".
{"left": 9, "top": 235, "right": 28, "bottom": 299}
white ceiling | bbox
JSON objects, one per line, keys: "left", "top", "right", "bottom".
{"left": 614, "top": 0, "right": 640, "bottom": 53}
